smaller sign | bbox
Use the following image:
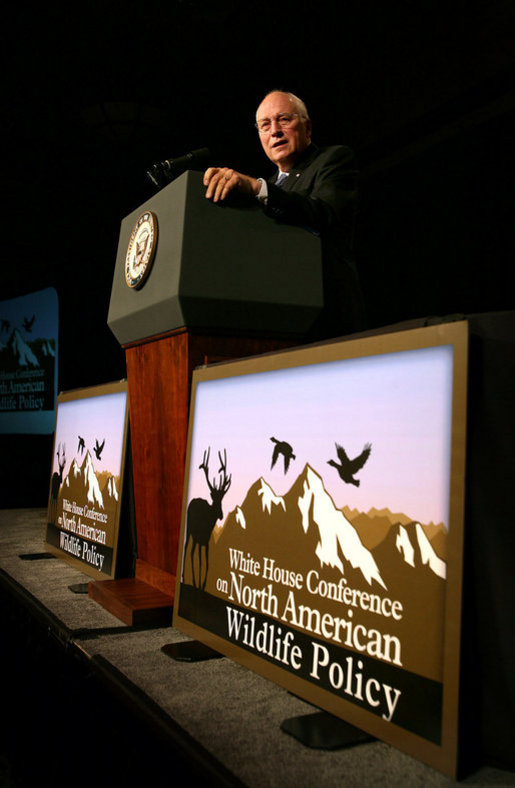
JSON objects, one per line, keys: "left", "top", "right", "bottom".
{"left": 45, "top": 380, "right": 130, "bottom": 580}
{"left": 124, "top": 210, "right": 158, "bottom": 289}
{"left": 0, "top": 287, "right": 58, "bottom": 434}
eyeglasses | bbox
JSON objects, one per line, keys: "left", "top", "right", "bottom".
{"left": 255, "top": 113, "right": 304, "bottom": 133}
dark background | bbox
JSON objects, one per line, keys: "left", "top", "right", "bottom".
{"left": 2, "top": 0, "right": 514, "bottom": 502}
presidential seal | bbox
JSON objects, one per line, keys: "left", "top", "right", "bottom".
{"left": 124, "top": 211, "right": 158, "bottom": 289}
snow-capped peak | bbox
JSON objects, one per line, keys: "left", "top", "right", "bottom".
{"left": 258, "top": 478, "right": 286, "bottom": 514}
{"left": 395, "top": 523, "right": 446, "bottom": 579}
{"left": 415, "top": 523, "right": 446, "bottom": 579}
{"left": 42, "top": 340, "right": 55, "bottom": 358}
{"left": 396, "top": 525, "right": 415, "bottom": 567}
{"left": 8, "top": 329, "right": 39, "bottom": 367}
{"left": 235, "top": 506, "right": 246, "bottom": 529}
{"left": 82, "top": 452, "right": 104, "bottom": 508}
{"left": 297, "top": 465, "right": 386, "bottom": 588}
{"left": 107, "top": 476, "right": 118, "bottom": 501}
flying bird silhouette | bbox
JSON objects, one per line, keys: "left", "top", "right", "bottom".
{"left": 270, "top": 437, "right": 296, "bottom": 473}
{"left": 93, "top": 438, "right": 105, "bottom": 461}
{"left": 327, "top": 442, "right": 372, "bottom": 487}
{"left": 23, "top": 315, "right": 35, "bottom": 332}
{"left": 77, "top": 435, "right": 85, "bottom": 455}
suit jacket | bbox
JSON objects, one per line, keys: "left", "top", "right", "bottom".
{"left": 263, "top": 144, "right": 366, "bottom": 339}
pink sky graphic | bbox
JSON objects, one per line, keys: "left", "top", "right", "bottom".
{"left": 50, "top": 391, "right": 128, "bottom": 482}
{"left": 185, "top": 345, "right": 455, "bottom": 528}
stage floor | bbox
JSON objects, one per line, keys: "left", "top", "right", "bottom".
{"left": 1, "top": 508, "right": 513, "bottom": 787}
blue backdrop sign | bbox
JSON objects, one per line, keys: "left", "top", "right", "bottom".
{"left": 0, "top": 287, "right": 58, "bottom": 434}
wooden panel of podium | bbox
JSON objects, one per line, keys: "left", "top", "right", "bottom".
{"left": 89, "top": 170, "right": 323, "bottom": 625}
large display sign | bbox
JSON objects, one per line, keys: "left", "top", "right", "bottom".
{"left": 0, "top": 287, "right": 58, "bottom": 434}
{"left": 173, "top": 322, "right": 468, "bottom": 777}
{"left": 45, "top": 380, "right": 130, "bottom": 579}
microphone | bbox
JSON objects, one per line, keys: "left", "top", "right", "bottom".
{"left": 147, "top": 147, "right": 211, "bottom": 187}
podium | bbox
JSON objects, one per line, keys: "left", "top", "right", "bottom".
{"left": 89, "top": 171, "right": 322, "bottom": 625}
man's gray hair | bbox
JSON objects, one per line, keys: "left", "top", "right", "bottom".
{"left": 257, "top": 90, "right": 310, "bottom": 120}
{"left": 284, "top": 91, "right": 309, "bottom": 119}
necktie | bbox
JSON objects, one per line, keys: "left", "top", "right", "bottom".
{"left": 275, "top": 172, "right": 288, "bottom": 188}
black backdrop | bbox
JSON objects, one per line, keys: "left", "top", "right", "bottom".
{"left": 2, "top": 4, "right": 513, "bottom": 489}
{"left": 4, "top": 2, "right": 513, "bottom": 388}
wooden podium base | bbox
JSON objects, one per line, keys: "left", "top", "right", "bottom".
{"left": 89, "top": 327, "right": 292, "bottom": 625}
{"left": 88, "top": 578, "right": 173, "bottom": 627}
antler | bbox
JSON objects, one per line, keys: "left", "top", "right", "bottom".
{"left": 216, "top": 449, "right": 232, "bottom": 495}
{"left": 199, "top": 447, "right": 231, "bottom": 496}
{"left": 199, "top": 447, "right": 215, "bottom": 493}
{"left": 57, "top": 443, "right": 66, "bottom": 471}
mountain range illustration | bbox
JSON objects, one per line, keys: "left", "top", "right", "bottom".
{"left": 3, "top": 328, "right": 40, "bottom": 367}
{"left": 212, "top": 464, "right": 445, "bottom": 588}
{"left": 64, "top": 451, "right": 105, "bottom": 508}
{"left": 0, "top": 327, "right": 55, "bottom": 369}
{"left": 190, "top": 462, "right": 447, "bottom": 681}
{"left": 345, "top": 505, "right": 447, "bottom": 558}
{"left": 55, "top": 450, "right": 119, "bottom": 543}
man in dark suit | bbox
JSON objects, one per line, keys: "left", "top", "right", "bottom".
{"left": 203, "top": 90, "right": 366, "bottom": 338}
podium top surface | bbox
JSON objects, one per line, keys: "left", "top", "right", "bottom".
{"left": 107, "top": 170, "right": 323, "bottom": 345}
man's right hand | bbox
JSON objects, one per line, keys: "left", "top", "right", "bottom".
{"left": 204, "top": 167, "right": 260, "bottom": 203}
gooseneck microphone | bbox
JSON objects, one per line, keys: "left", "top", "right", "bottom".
{"left": 147, "top": 147, "right": 211, "bottom": 188}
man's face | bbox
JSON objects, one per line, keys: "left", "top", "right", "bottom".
{"left": 256, "top": 92, "right": 311, "bottom": 172}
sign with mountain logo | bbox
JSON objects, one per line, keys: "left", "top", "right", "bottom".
{"left": 45, "top": 380, "right": 130, "bottom": 579}
{"left": 0, "top": 287, "right": 58, "bottom": 434}
{"left": 173, "top": 321, "right": 468, "bottom": 777}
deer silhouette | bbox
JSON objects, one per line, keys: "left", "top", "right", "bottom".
{"left": 49, "top": 443, "right": 66, "bottom": 522}
{"left": 182, "top": 448, "right": 231, "bottom": 590}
